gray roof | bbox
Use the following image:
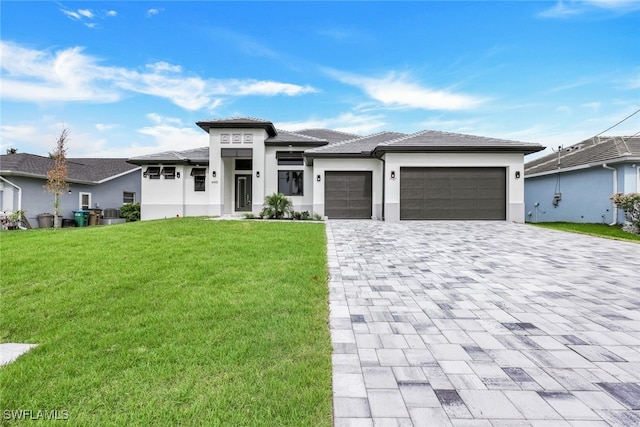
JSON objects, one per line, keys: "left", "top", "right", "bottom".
{"left": 128, "top": 147, "right": 210, "bottom": 165}
{"left": 305, "top": 132, "right": 407, "bottom": 156}
{"left": 265, "top": 129, "right": 329, "bottom": 147}
{"left": 374, "top": 130, "right": 544, "bottom": 155}
{"left": 0, "top": 153, "right": 140, "bottom": 184}
{"left": 196, "top": 117, "right": 277, "bottom": 137}
{"left": 525, "top": 136, "right": 640, "bottom": 176}
{"left": 295, "top": 129, "right": 361, "bottom": 143}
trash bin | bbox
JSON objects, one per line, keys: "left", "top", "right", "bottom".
{"left": 89, "top": 209, "right": 102, "bottom": 226}
{"left": 37, "top": 213, "right": 54, "bottom": 228}
{"left": 73, "top": 210, "right": 90, "bottom": 227}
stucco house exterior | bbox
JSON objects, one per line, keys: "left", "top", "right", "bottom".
{"left": 524, "top": 136, "right": 640, "bottom": 224}
{"left": 128, "top": 117, "right": 544, "bottom": 222}
{"left": 0, "top": 153, "right": 141, "bottom": 227}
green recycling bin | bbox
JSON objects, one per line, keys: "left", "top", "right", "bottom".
{"left": 73, "top": 210, "right": 90, "bottom": 227}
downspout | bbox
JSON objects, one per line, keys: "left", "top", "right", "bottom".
{"left": 602, "top": 164, "right": 617, "bottom": 226}
{"left": 0, "top": 176, "right": 22, "bottom": 211}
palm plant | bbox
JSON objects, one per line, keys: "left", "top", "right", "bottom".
{"left": 261, "top": 193, "right": 293, "bottom": 219}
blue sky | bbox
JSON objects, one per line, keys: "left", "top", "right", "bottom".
{"left": 1, "top": 1, "right": 639, "bottom": 160}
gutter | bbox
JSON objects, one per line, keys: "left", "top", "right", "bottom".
{"left": 0, "top": 176, "right": 22, "bottom": 211}
{"left": 602, "top": 163, "right": 617, "bottom": 226}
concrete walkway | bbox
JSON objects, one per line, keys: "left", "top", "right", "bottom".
{"left": 326, "top": 221, "right": 640, "bottom": 427}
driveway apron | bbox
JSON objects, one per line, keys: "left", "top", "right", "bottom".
{"left": 326, "top": 220, "right": 640, "bottom": 427}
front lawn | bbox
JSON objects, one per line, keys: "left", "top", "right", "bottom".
{"left": 0, "top": 218, "right": 332, "bottom": 426}
{"left": 530, "top": 222, "right": 640, "bottom": 242}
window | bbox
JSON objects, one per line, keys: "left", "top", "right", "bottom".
{"left": 80, "top": 192, "right": 91, "bottom": 210}
{"left": 123, "top": 192, "right": 135, "bottom": 204}
{"left": 191, "top": 168, "right": 207, "bottom": 192}
{"left": 235, "top": 159, "right": 252, "bottom": 170}
{"left": 276, "top": 151, "right": 304, "bottom": 166}
{"left": 278, "top": 171, "right": 303, "bottom": 196}
{"left": 161, "top": 167, "right": 176, "bottom": 179}
{"left": 143, "top": 166, "right": 160, "bottom": 179}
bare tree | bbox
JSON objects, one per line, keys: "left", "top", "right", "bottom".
{"left": 44, "top": 128, "right": 70, "bottom": 229}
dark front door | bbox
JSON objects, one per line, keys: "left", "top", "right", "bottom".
{"left": 235, "top": 174, "right": 252, "bottom": 212}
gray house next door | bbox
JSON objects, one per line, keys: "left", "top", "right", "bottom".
{"left": 235, "top": 174, "right": 252, "bottom": 212}
{"left": 325, "top": 171, "right": 372, "bottom": 219}
{"left": 400, "top": 167, "right": 506, "bottom": 220}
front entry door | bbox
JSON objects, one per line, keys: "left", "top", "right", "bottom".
{"left": 235, "top": 175, "right": 252, "bottom": 212}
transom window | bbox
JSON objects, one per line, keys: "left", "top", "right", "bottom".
{"left": 235, "top": 159, "right": 252, "bottom": 170}
{"left": 276, "top": 151, "right": 304, "bottom": 166}
{"left": 278, "top": 170, "right": 303, "bottom": 196}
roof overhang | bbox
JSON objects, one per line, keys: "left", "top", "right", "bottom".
{"left": 525, "top": 157, "right": 640, "bottom": 178}
{"left": 264, "top": 140, "right": 328, "bottom": 147}
{"left": 196, "top": 120, "right": 277, "bottom": 137}
{"left": 373, "top": 145, "right": 545, "bottom": 157}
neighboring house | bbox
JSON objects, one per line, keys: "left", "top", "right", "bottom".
{"left": 128, "top": 117, "right": 544, "bottom": 222}
{"left": 524, "top": 136, "right": 640, "bottom": 224}
{"left": 0, "top": 153, "right": 141, "bottom": 227}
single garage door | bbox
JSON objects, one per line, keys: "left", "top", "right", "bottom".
{"left": 400, "top": 167, "right": 506, "bottom": 220}
{"left": 325, "top": 171, "right": 372, "bottom": 219}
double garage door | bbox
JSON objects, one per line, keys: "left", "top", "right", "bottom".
{"left": 323, "top": 168, "right": 506, "bottom": 220}
{"left": 400, "top": 167, "right": 506, "bottom": 220}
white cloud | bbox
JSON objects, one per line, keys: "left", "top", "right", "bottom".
{"left": 0, "top": 41, "right": 317, "bottom": 111}
{"left": 95, "top": 123, "right": 117, "bottom": 132}
{"left": 539, "top": 0, "right": 640, "bottom": 18}
{"left": 146, "top": 62, "right": 182, "bottom": 73}
{"left": 327, "top": 69, "right": 486, "bottom": 111}
{"left": 107, "top": 10, "right": 117, "bottom": 17}
{"left": 78, "top": 9, "right": 94, "bottom": 19}
{"left": 278, "top": 112, "right": 386, "bottom": 135}
{"left": 147, "top": 8, "right": 160, "bottom": 17}
{"left": 235, "top": 80, "right": 316, "bottom": 96}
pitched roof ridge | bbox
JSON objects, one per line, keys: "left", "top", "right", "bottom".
{"left": 297, "top": 128, "right": 360, "bottom": 138}
{"left": 275, "top": 129, "right": 326, "bottom": 142}
{"left": 378, "top": 129, "right": 429, "bottom": 146}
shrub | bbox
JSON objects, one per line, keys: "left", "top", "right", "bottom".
{"left": 611, "top": 192, "right": 640, "bottom": 232}
{"left": 120, "top": 203, "right": 141, "bottom": 222}
{"left": 261, "top": 193, "right": 293, "bottom": 220}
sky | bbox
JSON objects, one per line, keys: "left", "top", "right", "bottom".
{"left": 1, "top": 1, "right": 639, "bottom": 161}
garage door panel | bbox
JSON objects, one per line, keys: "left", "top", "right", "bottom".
{"left": 325, "top": 171, "right": 373, "bottom": 219}
{"left": 400, "top": 167, "right": 505, "bottom": 220}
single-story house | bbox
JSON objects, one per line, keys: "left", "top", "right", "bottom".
{"left": 128, "top": 117, "right": 544, "bottom": 222}
{"left": 524, "top": 136, "right": 640, "bottom": 224}
{"left": 0, "top": 153, "right": 141, "bottom": 227}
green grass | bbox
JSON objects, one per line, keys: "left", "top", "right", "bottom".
{"left": 530, "top": 222, "right": 640, "bottom": 242}
{"left": 0, "top": 218, "right": 332, "bottom": 426}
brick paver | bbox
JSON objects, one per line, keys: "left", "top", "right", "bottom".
{"left": 327, "top": 221, "right": 640, "bottom": 426}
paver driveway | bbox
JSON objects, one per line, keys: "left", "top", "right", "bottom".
{"left": 326, "top": 221, "right": 640, "bottom": 427}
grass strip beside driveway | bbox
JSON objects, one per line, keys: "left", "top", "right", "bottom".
{"left": 0, "top": 218, "right": 332, "bottom": 426}
{"left": 530, "top": 222, "right": 640, "bottom": 242}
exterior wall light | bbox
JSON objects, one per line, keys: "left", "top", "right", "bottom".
{"left": 212, "top": 171, "right": 217, "bottom": 178}
{"left": 515, "top": 171, "right": 521, "bottom": 179}
{"left": 316, "top": 174, "right": 321, "bottom": 182}
{"left": 256, "top": 171, "right": 260, "bottom": 178}
{"left": 390, "top": 171, "right": 396, "bottom": 179}
{"left": 176, "top": 172, "right": 181, "bottom": 178}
